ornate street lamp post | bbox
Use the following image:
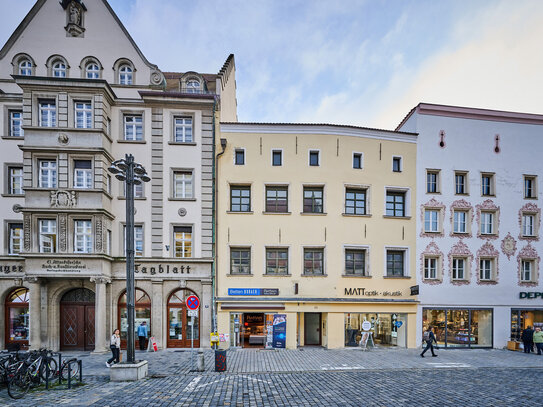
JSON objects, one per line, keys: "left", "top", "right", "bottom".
{"left": 108, "top": 154, "right": 150, "bottom": 364}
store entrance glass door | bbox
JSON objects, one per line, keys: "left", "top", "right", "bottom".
{"left": 167, "top": 289, "right": 200, "bottom": 348}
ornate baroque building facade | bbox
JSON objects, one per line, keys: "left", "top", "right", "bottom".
{"left": 0, "top": 0, "right": 236, "bottom": 351}
{"left": 398, "top": 103, "right": 543, "bottom": 349}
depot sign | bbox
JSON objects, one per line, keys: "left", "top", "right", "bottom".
{"left": 519, "top": 292, "right": 543, "bottom": 299}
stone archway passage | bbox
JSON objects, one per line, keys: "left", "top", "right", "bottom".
{"left": 60, "top": 288, "right": 95, "bottom": 351}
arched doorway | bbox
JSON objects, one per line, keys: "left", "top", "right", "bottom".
{"left": 60, "top": 288, "right": 95, "bottom": 351}
{"left": 5, "top": 288, "right": 29, "bottom": 350}
{"left": 167, "top": 289, "right": 200, "bottom": 348}
{"left": 118, "top": 288, "right": 151, "bottom": 350}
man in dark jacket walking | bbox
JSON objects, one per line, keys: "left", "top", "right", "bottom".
{"left": 420, "top": 326, "right": 438, "bottom": 357}
{"left": 521, "top": 326, "right": 534, "bottom": 353}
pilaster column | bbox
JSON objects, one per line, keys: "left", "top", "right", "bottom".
{"left": 201, "top": 280, "right": 212, "bottom": 348}
{"left": 151, "top": 281, "right": 163, "bottom": 349}
{"left": 26, "top": 277, "right": 41, "bottom": 350}
{"left": 91, "top": 277, "right": 110, "bottom": 353}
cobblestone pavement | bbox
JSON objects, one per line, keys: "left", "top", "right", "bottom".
{"left": 1, "top": 348, "right": 542, "bottom": 406}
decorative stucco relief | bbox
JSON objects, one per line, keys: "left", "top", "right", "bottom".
{"left": 95, "top": 217, "right": 103, "bottom": 253}
{"left": 517, "top": 243, "right": 540, "bottom": 287}
{"left": 475, "top": 242, "right": 499, "bottom": 285}
{"left": 59, "top": 214, "right": 68, "bottom": 252}
{"left": 51, "top": 191, "right": 77, "bottom": 208}
{"left": 420, "top": 198, "right": 445, "bottom": 238}
{"left": 501, "top": 233, "right": 517, "bottom": 260}
{"left": 476, "top": 199, "right": 500, "bottom": 240}
{"left": 420, "top": 241, "right": 444, "bottom": 285}
{"left": 448, "top": 240, "right": 473, "bottom": 286}
{"left": 518, "top": 202, "right": 540, "bottom": 242}
{"left": 449, "top": 199, "right": 474, "bottom": 238}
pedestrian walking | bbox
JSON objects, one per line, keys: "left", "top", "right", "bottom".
{"left": 106, "top": 328, "right": 121, "bottom": 367}
{"left": 533, "top": 327, "right": 543, "bottom": 355}
{"left": 137, "top": 321, "right": 148, "bottom": 351}
{"left": 420, "top": 326, "right": 438, "bottom": 357}
{"left": 521, "top": 325, "right": 534, "bottom": 353}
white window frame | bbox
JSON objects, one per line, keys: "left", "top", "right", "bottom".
{"left": 8, "top": 223, "right": 23, "bottom": 255}
{"left": 392, "top": 156, "right": 402, "bottom": 172}
{"left": 424, "top": 209, "right": 439, "bottom": 232}
{"left": 173, "top": 226, "right": 193, "bottom": 258}
{"left": 9, "top": 110, "right": 23, "bottom": 137}
{"left": 52, "top": 61, "right": 66, "bottom": 78}
{"left": 524, "top": 175, "right": 537, "bottom": 199}
{"left": 426, "top": 169, "right": 440, "bottom": 193}
{"left": 234, "top": 148, "right": 245, "bottom": 165}
{"left": 481, "top": 173, "right": 495, "bottom": 196}
{"left": 272, "top": 149, "right": 283, "bottom": 167}
{"left": 522, "top": 214, "right": 535, "bottom": 237}
{"left": 19, "top": 59, "right": 32, "bottom": 76}
{"left": 185, "top": 79, "right": 201, "bottom": 93}
{"left": 385, "top": 247, "right": 409, "bottom": 277}
{"left": 119, "top": 65, "right": 133, "bottom": 85}
{"left": 230, "top": 246, "right": 252, "bottom": 275}
{"left": 173, "top": 171, "right": 194, "bottom": 199}
{"left": 480, "top": 211, "right": 495, "bottom": 235}
{"left": 39, "top": 159, "right": 57, "bottom": 188}
{"left": 424, "top": 257, "right": 438, "bottom": 280}
{"left": 74, "top": 220, "right": 92, "bottom": 253}
{"left": 39, "top": 219, "right": 57, "bottom": 253}
{"left": 521, "top": 260, "right": 533, "bottom": 282}
{"left": 123, "top": 182, "right": 144, "bottom": 198}
{"left": 173, "top": 116, "right": 193, "bottom": 143}
{"left": 479, "top": 258, "right": 494, "bottom": 281}
{"left": 73, "top": 160, "right": 93, "bottom": 189}
{"left": 455, "top": 171, "right": 468, "bottom": 195}
{"left": 8, "top": 166, "right": 23, "bottom": 195}
{"left": 86, "top": 63, "right": 100, "bottom": 79}
{"left": 124, "top": 114, "right": 143, "bottom": 141}
{"left": 75, "top": 101, "right": 92, "bottom": 129}
{"left": 452, "top": 257, "right": 466, "bottom": 280}
{"left": 453, "top": 210, "right": 468, "bottom": 234}
{"left": 39, "top": 100, "right": 56, "bottom": 127}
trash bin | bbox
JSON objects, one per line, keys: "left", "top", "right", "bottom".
{"left": 215, "top": 349, "right": 227, "bottom": 372}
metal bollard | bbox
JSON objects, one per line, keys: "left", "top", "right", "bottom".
{"left": 197, "top": 348, "right": 205, "bottom": 372}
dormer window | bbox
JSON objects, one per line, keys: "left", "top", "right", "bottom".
{"left": 119, "top": 65, "right": 133, "bottom": 85}
{"left": 19, "top": 59, "right": 32, "bottom": 76}
{"left": 86, "top": 63, "right": 100, "bottom": 79}
{"left": 186, "top": 79, "right": 200, "bottom": 93}
{"left": 52, "top": 61, "right": 66, "bottom": 78}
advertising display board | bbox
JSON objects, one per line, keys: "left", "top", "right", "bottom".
{"left": 272, "top": 314, "right": 287, "bottom": 348}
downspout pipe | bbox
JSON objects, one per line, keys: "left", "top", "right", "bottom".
{"left": 211, "top": 96, "right": 227, "bottom": 336}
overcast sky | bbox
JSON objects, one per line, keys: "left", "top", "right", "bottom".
{"left": 1, "top": 0, "right": 542, "bottom": 130}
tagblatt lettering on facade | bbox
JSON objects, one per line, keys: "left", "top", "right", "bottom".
{"left": 42, "top": 259, "right": 86, "bottom": 273}
{"left": 344, "top": 287, "right": 402, "bottom": 297}
{"left": 0, "top": 264, "right": 24, "bottom": 274}
{"left": 135, "top": 264, "right": 191, "bottom": 275}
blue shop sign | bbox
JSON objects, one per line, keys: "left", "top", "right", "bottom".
{"left": 228, "top": 288, "right": 279, "bottom": 296}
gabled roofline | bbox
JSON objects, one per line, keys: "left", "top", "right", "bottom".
{"left": 396, "top": 102, "right": 543, "bottom": 130}
{"left": 0, "top": 0, "right": 160, "bottom": 73}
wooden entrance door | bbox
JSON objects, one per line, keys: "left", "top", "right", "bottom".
{"left": 60, "top": 304, "right": 95, "bottom": 351}
{"left": 304, "top": 313, "right": 321, "bottom": 346}
{"left": 167, "top": 303, "right": 200, "bottom": 348}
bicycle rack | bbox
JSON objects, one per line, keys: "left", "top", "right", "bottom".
{"left": 66, "top": 359, "right": 82, "bottom": 389}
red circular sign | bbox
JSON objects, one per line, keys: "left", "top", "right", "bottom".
{"left": 186, "top": 295, "right": 200, "bottom": 310}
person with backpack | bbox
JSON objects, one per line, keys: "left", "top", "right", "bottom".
{"left": 421, "top": 326, "right": 438, "bottom": 357}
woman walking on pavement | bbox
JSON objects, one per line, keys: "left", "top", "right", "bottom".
{"left": 106, "top": 328, "right": 121, "bottom": 367}
{"left": 421, "top": 326, "right": 438, "bottom": 357}
{"left": 533, "top": 327, "right": 543, "bottom": 355}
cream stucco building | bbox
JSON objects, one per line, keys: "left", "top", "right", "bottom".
{"left": 0, "top": 0, "right": 236, "bottom": 352}
{"left": 215, "top": 123, "right": 419, "bottom": 349}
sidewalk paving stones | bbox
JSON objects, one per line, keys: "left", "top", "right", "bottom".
{"left": 1, "top": 347, "right": 542, "bottom": 406}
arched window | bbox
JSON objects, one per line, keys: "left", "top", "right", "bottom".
{"left": 5, "top": 287, "right": 29, "bottom": 349}
{"left": 119, "top": 65, "right": 133, "bottom": 85}
{"left": 52, "top": 61, "right": 67, "bottom": 78}
{"left": 19, "top": 60, "right": 32, "bottom": 76}
{"left": 167, "top": 289, "right": 200, "bottom": 348}
{"left": 85, "top": 63, "right": 100, "bottom": 79}
{"left": 118, "top": 288, "right": 151, "bottom": 349}
{"left": 185, "top": 79, "right": 200, "bottom": 93}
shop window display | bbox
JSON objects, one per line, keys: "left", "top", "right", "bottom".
{"left": 511, "top": 310, "right": 543, "bottom": 341}
{"left": 119, "top": 288, "right": 151, "bottom": 349}
{"left": 344, "top": 313, "right": 407, "bottom": 348}
{"left": 5, "top": 288, "right": 29, "bottom": 348}
{"left": 423, "top": 308, "right": 493, "bottom": 348}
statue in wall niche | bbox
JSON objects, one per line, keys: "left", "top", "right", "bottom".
{"left": 69, "top": 4, "right": 81, "bottom": 25}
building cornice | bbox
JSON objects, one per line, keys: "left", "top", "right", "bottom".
{"left": 396, "top": 102, "right": 543, "bottom": 130}
{"left": 220, "top": 122, "right": 417, "bottom": 143}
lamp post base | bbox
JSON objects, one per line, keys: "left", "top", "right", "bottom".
{"left": 110, "top": 360, "right": 148, "bottom": 381}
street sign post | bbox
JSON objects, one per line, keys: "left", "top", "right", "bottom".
{"left": 186, "top": 295, "right": 200, "bottom": 371}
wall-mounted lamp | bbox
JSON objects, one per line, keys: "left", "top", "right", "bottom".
{"left": 220, "top": 138, "right": 227, "bottom": 149}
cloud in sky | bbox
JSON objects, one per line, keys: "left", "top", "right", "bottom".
{"left": 0, "top": 0, "right": 541, "bottom": 130}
